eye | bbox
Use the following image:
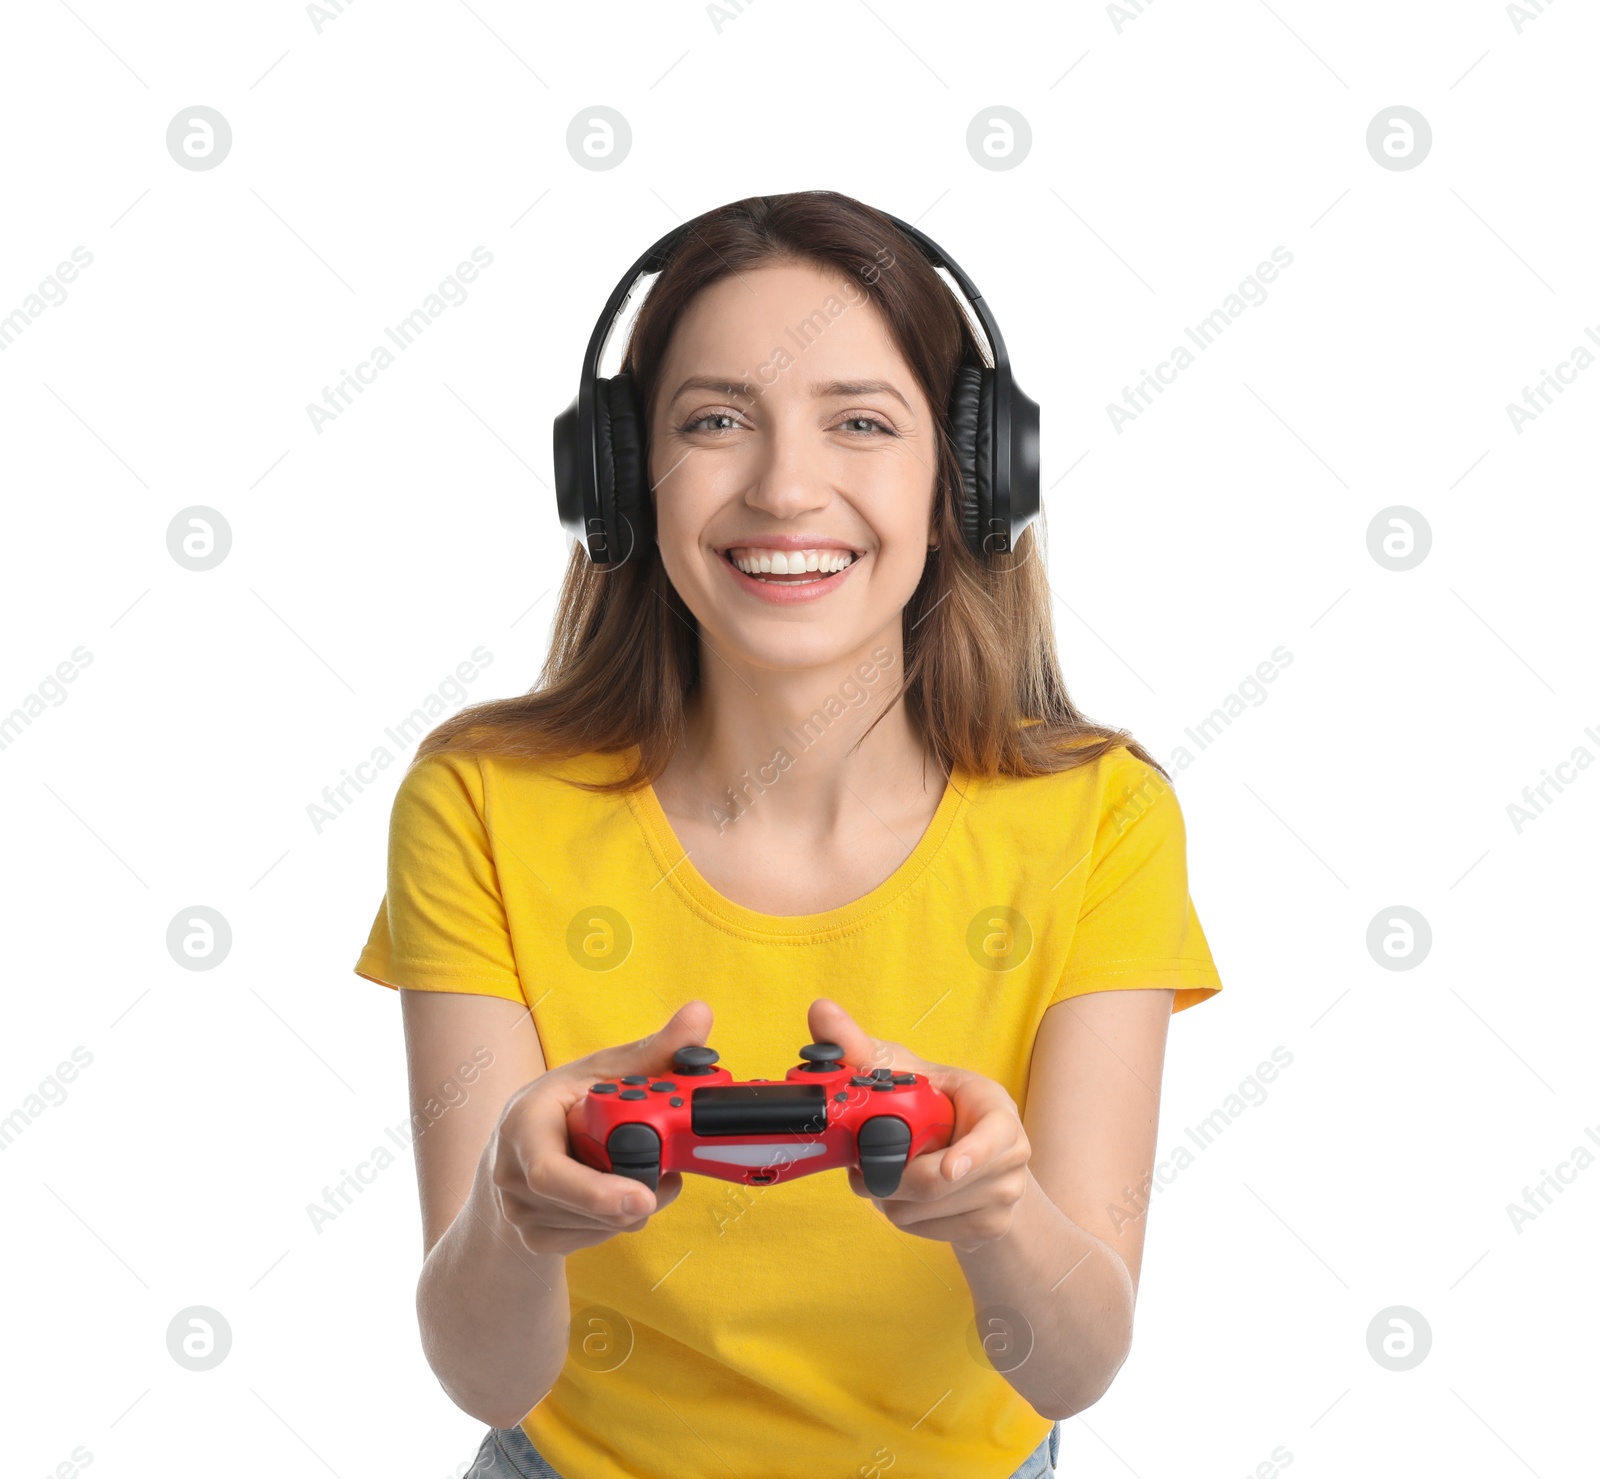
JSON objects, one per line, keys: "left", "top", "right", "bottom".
{"left": 680, "top": 410, "right": 745, "bottom": 435}
{"left": 836, "top": 414, "right": 895, "bottom": 436}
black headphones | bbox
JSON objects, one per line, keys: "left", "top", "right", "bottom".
{"left": 552, "top": 208, "right": 1039, "bottom": 565}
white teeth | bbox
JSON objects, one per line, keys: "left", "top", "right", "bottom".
{"left": 730, "top": 548, "right": 856, "bottom": 577}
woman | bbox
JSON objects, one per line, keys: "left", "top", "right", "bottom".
{"left": 354, "top": 190, "right": 1223, "bottom": 1479}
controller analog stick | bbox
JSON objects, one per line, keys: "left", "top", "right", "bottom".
{"left": 672, "top": 1044, "right": 720, "bottom": 1076}
{"left": 797, "top": 1042, "right": 845, "bottom": 1073}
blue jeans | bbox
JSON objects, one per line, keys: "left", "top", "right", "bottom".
{"left": 465, "top": 1420, "right": 1060, "bottom": 1477}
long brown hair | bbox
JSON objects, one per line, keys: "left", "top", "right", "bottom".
{"left": 416, "top": 190, "right": 1166, "bottom": 790}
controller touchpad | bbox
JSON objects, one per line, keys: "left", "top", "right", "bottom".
{"left": 691, "top": 1084, "right": 827, "bottom": 1135}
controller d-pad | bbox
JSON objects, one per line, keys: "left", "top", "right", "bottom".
{"left": 619, "top": 1088, "right": 646, "bottom": 1100}
{"left": 892, "top": 1074, "right": 916, "bottom": 1085}
{"left": 850, "top": 1075, "right": 874, "bottom": 1086}
{"left": 872, "top": 1068, "right": 893, "bottom": 1082}
{"left": 591, "top": 1083, "right": 618, "bottom": 1093}
{"left": 649, "top": 1081, "right": 676, "bottom": 1092}
{"left": 871, "top": 1082, "right": 894, "bottom": 1092}
{"left": 621, "top": 1075, "right": 648, "bottom": 1085}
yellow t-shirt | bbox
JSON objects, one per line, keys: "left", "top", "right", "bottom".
{"left": 354, "top": 742, "right": 1223, "bottom": 1479}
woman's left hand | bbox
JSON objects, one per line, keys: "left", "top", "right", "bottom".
{"left": 808, "top": 997, "right": 1033, "bottom": 1254}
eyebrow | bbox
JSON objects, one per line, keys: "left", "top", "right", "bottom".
{"left": 666, "top": 374, "right": 913, "bottom": 413}
{"left": 668, "top": 376, "right": 756, "bottom": 402}
{"left": 810, "top": 379, "right": 912, "bottom": 413}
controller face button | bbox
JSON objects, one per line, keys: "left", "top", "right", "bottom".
{"left": 892, "top": 1074, "right": 916, "bottom": 1085}
{"left": 591, "top": 1083, "right": 619, "bottom": 1093}
{"left": 649, "top": 1081, "right": 676, "bottom": 1092}
{"left": 619, "top": 1088, "right": 647, "bottom": 1100}
{"left": 669, "top": 1096, "right": 683, "bottom": 1107}
{"left": 621, "top": 1075, "right": 648, "bottom": 1085}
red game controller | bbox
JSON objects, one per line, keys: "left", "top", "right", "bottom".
{"left": 568, "top": 1042, "right": 956, "bottom": 1196}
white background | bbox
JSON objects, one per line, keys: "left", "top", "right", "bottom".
{"left": 2, "top": 1, "right": 1596, "bottom": 1475}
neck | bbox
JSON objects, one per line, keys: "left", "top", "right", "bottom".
{"left": 664, "top": 631, "right": 943, "bottom": 833}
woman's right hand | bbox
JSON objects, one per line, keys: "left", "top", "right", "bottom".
{"left": 485, "top": 999, "right": 714, "bottom": 1257}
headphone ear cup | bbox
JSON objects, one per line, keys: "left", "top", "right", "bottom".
{"left": 594, "top": 373, "right": 649, "bottom": 563}
{"left": 974, "top": 369, "right": 994, "bottom": 553}
{"left": 948, "top": 364, "right": 994, "bottom": 556}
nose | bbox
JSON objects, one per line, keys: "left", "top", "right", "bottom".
{"left": 742, "top": 414, "right": 830, "bottom": 522}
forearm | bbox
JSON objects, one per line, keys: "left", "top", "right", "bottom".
{"left": 416, "top": 1139, "right": 571, "bottom": 1428}
{"left": 953, "top": 1171, "right": 1134, "bottom": 1421}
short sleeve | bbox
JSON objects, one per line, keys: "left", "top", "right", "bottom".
{"left": 1050, "top": 756, "right": 1223, "bottom": 1013}
{"left": 353, "top": 753, "right": 526, "bottom": 1004}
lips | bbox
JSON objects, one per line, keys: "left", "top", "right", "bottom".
{"left": 718, "top": 545, "right": 863, "bottom": 604}
{"left": 725, "top": 547, "right": 856, "bottom": 581}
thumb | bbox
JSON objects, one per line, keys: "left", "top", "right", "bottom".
{"left": 589, "top": 998, "right": 714, "bottom": 1078}
{"left": 807, "top": 997, "right": 914, "bottom": 1075}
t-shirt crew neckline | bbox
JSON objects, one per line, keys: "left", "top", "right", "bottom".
{"left": 622, "top": 750, "right": 978, "bottom": 942}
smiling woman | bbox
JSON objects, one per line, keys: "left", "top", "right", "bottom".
{"left": 353, "top": 191, "right": 1224, "bottom": 1479}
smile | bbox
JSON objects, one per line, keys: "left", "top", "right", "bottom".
{"left": 719, "top": 546, "right": 864, "bottom": 604}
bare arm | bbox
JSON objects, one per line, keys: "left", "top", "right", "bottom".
{"left": 401, "top": 989, "right": 714, "bottom": 1429}
{"left": 403, "top": 988, "right": 570, "bottom": 1428}
{"left": 992, "top": 985, "right": 1174, "bottom": 1417}
{"left": 920, "top": 987, "right": 1173, "bottom": 1421}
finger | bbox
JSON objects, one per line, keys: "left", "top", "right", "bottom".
{"left": 938, "top": 1102, "right": 1025, "bottom": 1185}
{"left": 854, "top": 1105, "right": 1019, "bottom": 1204}
{"left": 522, "top": 1156, "right": 655, "bottom": 1222}
{"left": 515, "top": 1202, "right": 639, "bottom": 1232}
{"left": 530, "top": 1170, "right": 684, "bottom": 1232}
{"left": 851, "top": 1146, "right": 982, "bottom": 1204}
{"left": 807, "top": 997, "right": 923, "bottom": 1076}
{"left": 582, "top": 998, "right": 715, "bottom": 1081}
{"left": 512, "top": 1091, "right": 661, "bottom": 1220}
{"left": 881, "top": 1205, "right": 1014, "bottom": 1249}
